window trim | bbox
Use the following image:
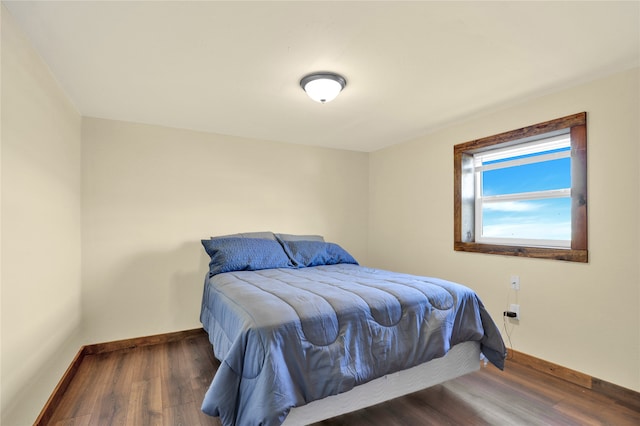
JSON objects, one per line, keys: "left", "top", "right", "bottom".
{"left": 453, "top": 112, "right": 587, "bottom": 262}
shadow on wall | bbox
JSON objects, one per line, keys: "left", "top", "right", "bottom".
{"left": 170, "top": 240, "right": 212, "bottom": 327}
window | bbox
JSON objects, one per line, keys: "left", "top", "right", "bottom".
{"left": 454, "top": 113, "right": 587, "bottom": 262}
{"left": 476, "top": 134, "right": 572, "bottom": 247}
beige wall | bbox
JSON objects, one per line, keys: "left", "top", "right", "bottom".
{"left": 1, "top": 6, "right": 83, "bottom": 424}
{"left": 81, "top": 118, "right": 369, "bottom": 343}
{"left": 369, "top": 67, "right": 640, "bottom": 392}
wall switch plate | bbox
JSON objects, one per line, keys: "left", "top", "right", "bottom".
{"left": 510, "top": 275, "right": 520, "bottom": 290}
{"left": 509, "top": 303, "right": 520, "bottom": 320}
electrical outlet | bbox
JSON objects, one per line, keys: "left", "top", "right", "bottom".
{"left": 510, "top": 275, "right": 520, "bottom": 290}
{"left": 509, "top": 303, "right": 520, "bottom": 320}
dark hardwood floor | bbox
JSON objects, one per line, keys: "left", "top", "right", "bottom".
{"left": 44, "top": 330, "right": 639, "bottom": 425}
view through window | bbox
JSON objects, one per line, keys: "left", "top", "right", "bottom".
{"left": 476, "top": 133, "right": 571, "bottom": 246}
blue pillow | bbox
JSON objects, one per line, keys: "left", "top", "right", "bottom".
{"left": 281, "top": 240, "right": 358, "bottom": 267}
{"left": 201, "top": 237, "right": 294, "bottom": 277}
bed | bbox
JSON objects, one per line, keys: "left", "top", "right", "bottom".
{"left": 199, "top": 233, "right": 506, "bottom": 426}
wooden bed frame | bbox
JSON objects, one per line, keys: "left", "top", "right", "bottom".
{"left": 283, "top": 340, "right": 481, "bottom": 425}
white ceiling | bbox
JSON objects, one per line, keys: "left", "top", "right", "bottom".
{"left": 4, "top": 1, "right": 639, "bottom": 152}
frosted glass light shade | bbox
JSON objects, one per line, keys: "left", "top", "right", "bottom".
{"left": 300, "top": 72, "right": 346, "bottom": 103}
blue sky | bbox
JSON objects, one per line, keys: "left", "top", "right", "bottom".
{"left": 481, "top": 154, "right": 571, "bottom": 241}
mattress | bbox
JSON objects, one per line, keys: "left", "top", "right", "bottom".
{"left": 199, "top": 263, "right": 506, "bottom": 426}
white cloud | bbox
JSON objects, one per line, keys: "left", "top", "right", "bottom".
{"left": 483, "top": 221, "right": 571, "bottom": 240}
{"left": 482, "top": 201, "right": 540, "bottom": 212}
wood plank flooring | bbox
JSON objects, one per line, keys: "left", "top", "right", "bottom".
{"left": 47, "top": 331, "right": 220, "bottom": 426}
{"left": 44, "top": 330, "right": 640, "bottom": 425}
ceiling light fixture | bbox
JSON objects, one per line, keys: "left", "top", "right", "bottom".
{"left": 300, "top": 72, "right": 347, "bottom": 103}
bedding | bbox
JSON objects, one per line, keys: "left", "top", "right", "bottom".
{"left": 278, "top": 239, "right": 358, "bottom": 267}
{"left": 211, "top": 231, "right": 278, "bottom": 240}
{"left": 275, "top": 233, "right": 325, "bottom": 242}
{"left": 201, "top": 237, "right": 294, "bottom": 276}
{"left": 282, "top": 340, "right": 481, "bottom": 425}
{"left": 199, "top": 260, "right": 506, "bottom": 426}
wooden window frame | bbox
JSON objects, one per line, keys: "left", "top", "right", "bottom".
{"left": 453, "top": 112, "right": 588, "bottom": 262}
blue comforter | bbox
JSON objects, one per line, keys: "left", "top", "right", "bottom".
{"left": 200, "top": 264, "right": 505, "bottom": 426}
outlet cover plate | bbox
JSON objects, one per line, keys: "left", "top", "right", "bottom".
{"left": 509, "top": 303, "right": 520, "bottom": 320}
